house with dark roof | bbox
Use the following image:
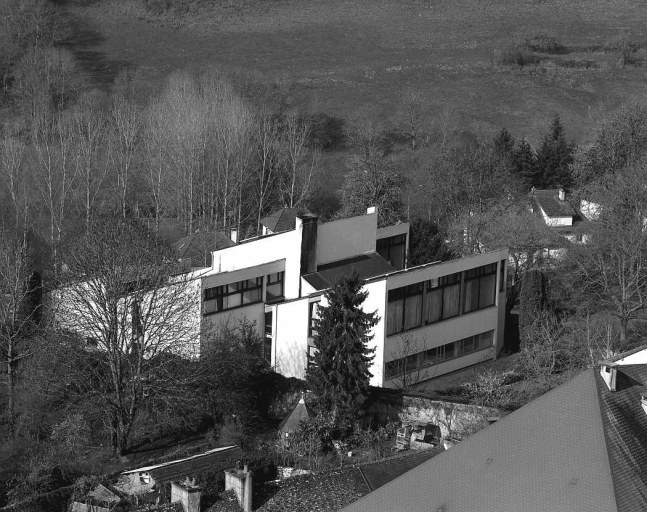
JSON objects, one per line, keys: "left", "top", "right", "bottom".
{"left": 530, "top": 187, "right": 589, "bottom": 247}
{"left": 342, "top": 355, "right": 647, "bottom": 512}
{"left": 173, "top": 230, "right": 236, "bottom": 269}
{"left": 198, "top": 206, "right": 508, "bottom": 388}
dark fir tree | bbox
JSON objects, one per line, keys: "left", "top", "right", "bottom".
{"left": 493, "top": 128, "right": 515, "bottom": 159}
{"left": 513, "top": 137, "right": 539, "bottom": 189}
{"left": 408, "top": 217, "right": 453, "bottom": 266}
{"left": 306, "top": 272, "right": 378, "bottom": 427}
{"left": 536, "top": 115, "right": 575, "bottom": 188}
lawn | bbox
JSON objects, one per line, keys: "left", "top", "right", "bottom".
{"left": 72, "top": 0, "right": 647, "bottom": 141}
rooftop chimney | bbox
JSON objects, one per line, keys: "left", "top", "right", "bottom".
{"left": 558, "top": 188, "right": 565, "bottom": 201}
{"left": 600, "top": 363, "right": 617, "bottom": 391}
{"left": 230, "top": 229, "right": 238, "bottom": 244}
{"left": 641, "top": 394, "right": 647, "bottom": 416}
{"left": 366, "top": 206, "right": 376, "bottom": 215}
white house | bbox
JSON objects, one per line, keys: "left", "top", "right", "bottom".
{"left": 199, "top": 207, "right": 508, "bottom": 388}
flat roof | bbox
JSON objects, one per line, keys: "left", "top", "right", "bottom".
{"left": 303, "top": 252, "right": 395, "bottom": 291}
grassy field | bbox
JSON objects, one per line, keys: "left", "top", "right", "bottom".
{"left": 70, "top": 0, "right": 647, "bottom": 177}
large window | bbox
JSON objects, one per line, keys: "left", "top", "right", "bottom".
{"left": 388, "top": 263, "right": 499, "bottom": 336}
{"left": 387, "top": 283, "right": 423, "bottom": 335}
{"left": 266, "top": 272, "right": 285, "bottom": 303}
{"left": 463, "top": 263, "right": 497, "bottom": 314}
{"left": 204, "top": 277, "right": 263, "bottom": 314}
{"left": 384, "top": 330, "right": 494, "bottom": 379}
{"left": 377, "top": 234, "right": 406, "bottom": 270}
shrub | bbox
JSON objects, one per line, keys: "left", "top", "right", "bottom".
{"left": 495, "top": 46, "right": 540, "bottom": 67}
{"left": 523, "top": 33, "right": 564, "bottom": 54}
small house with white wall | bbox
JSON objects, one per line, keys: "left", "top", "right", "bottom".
{"left": 198, "top": 207, "right": 507, "bottom": 388}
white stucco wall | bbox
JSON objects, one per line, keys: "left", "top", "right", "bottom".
{"left": 208, "top": 219, "right": 303, "bottom": 299}
{"left": 538, "top": 206, "right": 573, "bottom": 227}
{"left": 274, "top": 298, "right": 311, "bottom": 378}
{"left": 316, "top": 212, "right": 377, "bottom": 265}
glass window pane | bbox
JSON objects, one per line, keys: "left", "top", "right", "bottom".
{"left": 479, "top": 274, "right": 496, "bottom": 308}
{"left": 443, "top": 283, "right": 460, "bottom": 318}
{"left": 425, "top": 287, "right": 442, "bottom": 324}
{"left": 404, "top": 293, "right": 422, "bottom": 330}
{"left": 387, "top": 299, "right": 404, "bottom": 335}
{"left": 223, "top": 293, "right": 241, "bottom": 309}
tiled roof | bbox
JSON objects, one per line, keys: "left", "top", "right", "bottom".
{"left": 123, "top": 446, "right": 242, "bottom": 484}
{"left": 173, "top": 231, "right": 235, "bottom": 267}
{"left": 260, "top": 208, "right": 308, "bottom": 233}
{"left": 303, "top": 252, "right": 395, "bottom": 291}
{"left": 358, "top": 448, "right": 442, "bottom": 492}
{"left": 279, "top": 398, "right": 311, "bottom": 433}
{"left": 343, "top": 369, "right": 620, "bottom": 512}
{"left": 532, "top": 189, "right": 577, "bottom": 218}
{"left": 595, "top": 364, "right": 647, "bottom": 512}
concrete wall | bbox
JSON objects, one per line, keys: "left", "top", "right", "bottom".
{"left": 538, "top": 206, "right": 573, "bottom": 227}
{"left": 273, "top": 279, "right": 386, "bottom": 385}
{"left": 274, "top": 298, "right": 311, "bottom": 378}
{"left": 208, "top": 220, "right": 303, "bottom": 299}
{"left": 316, "top": 211, "right": 377, "bottom": 265}
{"left": 398, "top": 396, "right": 501, "bottom": 439}
{"left": 52, "top": 274, "right": 203, "bottom": 359}
{"left": 201, "top": 303, "right": 265, "bottom": 342}
{"left": 362, "top": 279, "right": 387, "bottom": 386}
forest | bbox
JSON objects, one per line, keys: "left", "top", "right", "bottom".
{"left": 3, "top": 0, "right": 647, "bottom": 510}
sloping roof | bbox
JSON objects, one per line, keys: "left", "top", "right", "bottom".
{"left": 343, "top": 369, "right": 620, "bottom": 512}
{"left": 123, "top": 446, "right": 242, "bottom": 484}
{"left": 173, "top": 231, "right": 235, "bottom": 267}
{"left": 279, "top": 397, "right": 311, "bottom": 433}
{"left": 358, "top": 448, "right": 442, "bottom": 492}
{"left": 260, "top": 208, "right": 300, "bottom": 233}
{"left": 532, "top": 189, "right": 577, "bottom": 218}
{"left": 595, "top": 364, "right": 647, "bottom": 512}
{"left": 303, "top": 252, "right": 395, "bottom": 291}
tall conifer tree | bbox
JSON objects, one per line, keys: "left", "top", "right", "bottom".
{"left": 513, "top": 137, "right": 539, "bottom": 189}
{"left": 306, "top": 272, "right": 378, "bottom": 427}
{"left": 536, "top": 114, "right": 575, "bottom": 188}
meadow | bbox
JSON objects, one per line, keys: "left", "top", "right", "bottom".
{"left": 71, "top": 0, "right": 647, "bottom": 185}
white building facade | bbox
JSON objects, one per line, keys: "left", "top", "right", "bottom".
{"left": 199, "top": 207, "right": 508, "bottom": 388}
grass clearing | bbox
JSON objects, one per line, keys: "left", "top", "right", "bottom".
{"left": 68, "top": 0, "right": 647, "bottom": 186}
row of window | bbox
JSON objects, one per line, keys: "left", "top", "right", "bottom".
{"left": 386, "top": 262, "right": 503, "bottom": 336}
{"left": 203, "top": 272, "right": 284, "bottom": 314}
{"left": 384, "top": 330, "right": 495, "bottom": 379}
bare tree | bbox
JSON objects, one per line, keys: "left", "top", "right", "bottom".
{"left": 387, "top": 334, "right": 437, "bottom": 390}
{"left": 278, "top": 112, "right": 320, "bottom": 208}
{"left": 69, "top": 91, "right": 110, "bottom": 234}
{"left": 109, "top": 70, "right": 142, "bottom": 219}
{"left": 32, "top": 114, "right": 77, "bottom": 277}
{"left": 0, "top": 136, "right": 30, "bottom": 234}
{"left": 54, "top": 220, "right": 200, "bottom": 454}
{"left": 253, "top": 108, "right": 282, "bottom": 233}
{"left": 0, "top": 230, "right": 41, "bottom": 436}
{"left": 567, "top": 163, "right": 647, "bottom": 346}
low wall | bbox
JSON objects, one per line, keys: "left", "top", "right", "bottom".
{"left": 399, "top": 395, "right": 501, "bottom": 439}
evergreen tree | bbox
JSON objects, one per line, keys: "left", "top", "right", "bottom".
{"left": 493, "top": 128, "right": 515, "bottom": 159}
{"left": 536, "top": 114, "right": 575, "bottom": 188}
{"left": 513, "top": 137, "right": 539, "bottom": 189}
{"left": 306, "top": 272, "right": 378, "bottom": 428}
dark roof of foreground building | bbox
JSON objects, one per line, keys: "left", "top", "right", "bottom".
{"left": 343, "top": 363, "right": 647, "bottom": 512}
{"left": 595, "top": 364, "right": 647, "bottom": 511}
{"left": 358, "top": 448, "right": 442, "bottom": 492}
{"left": 303, "top": 252, "right": 395, "bottom": 291}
